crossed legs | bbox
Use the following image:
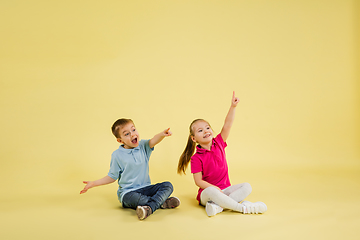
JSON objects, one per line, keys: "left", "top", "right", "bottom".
{"left": 200, "top": 182, "right": 252, "bottom": 213}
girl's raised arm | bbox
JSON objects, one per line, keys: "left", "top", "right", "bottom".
{"left": 220, "top": 91, "right": 239, "bottom": 142}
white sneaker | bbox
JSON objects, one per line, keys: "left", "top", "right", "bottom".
{"left": 205, "top": 201, "right": 223, "bottom": 217}
{"left": 241, "top": 201, "right": 267, "bottom": 214}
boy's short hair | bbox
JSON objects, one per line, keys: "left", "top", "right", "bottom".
{"left": 111, "top": 118, "right": 134, "bottom": 138}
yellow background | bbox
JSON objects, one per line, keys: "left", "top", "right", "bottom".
{"left": 1, "top": 0, "right": 359, "bottom": 239}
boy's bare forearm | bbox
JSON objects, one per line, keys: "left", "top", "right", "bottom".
{"left": 149, "top": 128, "right": 172, "bottom": 148}
{"left": 149, "top": 132, "right": 165, "bottom": 148}
{"left": 93, "top": 175, "right": 116, "bottom": 187}
{"left": 80, "top": 175, "right": 116, "bottom": 194}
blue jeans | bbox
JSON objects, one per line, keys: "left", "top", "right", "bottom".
{"left": 122, "top": 181, "right": 173, "bottom": 213}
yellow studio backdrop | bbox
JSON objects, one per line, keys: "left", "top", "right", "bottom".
{"left": 0, "top": 0, "right": 359, "bottom": 239}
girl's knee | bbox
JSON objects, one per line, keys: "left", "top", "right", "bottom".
{"left": 203, "top": 186, "right": 219, "bottom": 194}
{"left": 243, "top": 182, "right": 252, "bottom": 195}
{"left": 200, "top": 186, "right": 220, "bottom": 205}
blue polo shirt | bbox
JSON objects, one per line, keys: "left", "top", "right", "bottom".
{"left": 108, "top": 139, "right": 154, "bottom": 203}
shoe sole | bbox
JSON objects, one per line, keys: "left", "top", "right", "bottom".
{"left": 136, "top": 206, "right": 146, "bottom": 220}
{"left": 205, "top": 202, "right": 223, "bottom": 217}
{"left": 161, "top": 197, "right": 180, "bottom": 209}
{"left": 242, "top": 201, "right": 267, "bottom": 214}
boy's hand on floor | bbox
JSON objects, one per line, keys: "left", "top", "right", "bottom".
{"left": 80, "top": 181, "right": 94, "bottom": 194}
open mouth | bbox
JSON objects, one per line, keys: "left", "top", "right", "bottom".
{"left": 204, "top": 133, "right": 211, "bottom": 138}
{"left": 131, "top": 138, "right": 138, "bottom": 144}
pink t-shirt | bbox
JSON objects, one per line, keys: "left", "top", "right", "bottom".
{"left": 190, "top": 134, "right": 231, "bottom": 203}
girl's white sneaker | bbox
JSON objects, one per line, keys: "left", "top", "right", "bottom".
{"left": 241, "top": 201, "right": 267, "bottom": 214}
{"left": 205, "top": 201, "right": 223, "bottom": 217}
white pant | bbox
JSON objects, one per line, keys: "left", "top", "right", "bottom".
{"left": 200, "top": 183, "right": 252, "bottom": 212}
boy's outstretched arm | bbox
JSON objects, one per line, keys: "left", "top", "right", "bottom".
{"left": 220, "top": 91, "right": 239, "bottom": 142}
{"left": 80, "top": 175, "right": 116, "bottom": 194}
{"left": 149, "top": 128, "right": 172, "bottom": 148}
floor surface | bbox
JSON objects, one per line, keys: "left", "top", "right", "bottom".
{"left": 1, "top": 167, "right": 359, "bottom": 240}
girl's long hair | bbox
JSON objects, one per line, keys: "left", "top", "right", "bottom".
{"left": 177, "top": 119, "right": 208, "bottom": 174}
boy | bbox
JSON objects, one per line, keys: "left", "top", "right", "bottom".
{"left": 80, "top": 118, "right": 180, "bottom": 220}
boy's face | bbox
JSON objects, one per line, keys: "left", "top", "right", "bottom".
{"left": 191, "top": 120, "right": 213, "bottom": 146}
{"left": 117, "top": 122, "right": 140, "bottom": 149}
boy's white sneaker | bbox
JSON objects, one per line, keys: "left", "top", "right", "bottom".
{"left": 241, "top": 201, "right": 267, "bottom": 214}
{"left": 205, "top": 201, "right": 223, "bottom": 217}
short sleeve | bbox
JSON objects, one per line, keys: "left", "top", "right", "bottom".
{"left": 108, "top": 152, "right": 122, "bottom": 180}
{"left": 191, "top": 155, "right": 203, "bottom": 174}
{"left": 215, "top": 134, "right": 227, "bottom": 149}
{"left": 140, "top": 139, "right": 154, "bottom": 159}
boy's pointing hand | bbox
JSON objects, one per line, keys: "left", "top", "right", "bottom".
{"left": 163, "top": 128, "right": 172, "bottom": 137}
{"left": 149, "top": 128, "right": 172, "bottom": 148}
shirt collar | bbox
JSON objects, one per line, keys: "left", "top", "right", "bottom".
{"left": 118, "top": 144, "right": 139, "bottom": 153}
{"left": 195, "top": 139, "right": 215, "bottom": 154}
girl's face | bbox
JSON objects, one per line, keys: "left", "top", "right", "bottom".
{"left": 117, "top": 122, "right": 140, "bottom": 149}
{"left": 191, "top": 120, "right": 213, "bottom": 146}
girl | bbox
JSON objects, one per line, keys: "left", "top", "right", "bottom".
{"left": 177, "top": 91, "right": 267, "bottom": 217}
